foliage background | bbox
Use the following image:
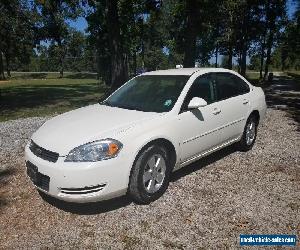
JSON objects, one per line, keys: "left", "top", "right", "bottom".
{"left": 0, "top": 0, "right": 299, "bottom": 87}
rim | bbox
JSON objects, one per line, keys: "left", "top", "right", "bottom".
{"left": 246, "top": 120, "right": 256, "bottom": 145}
{"left": 143, "top": 154, "right": 166, "bottom": 194}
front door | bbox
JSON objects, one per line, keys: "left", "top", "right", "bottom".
{"left": 177, "top": 73, "right": 224, "bottom": 163}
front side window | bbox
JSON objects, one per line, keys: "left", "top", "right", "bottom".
{"left": 103, "top": 75, "right": 189, "bottom": 112}
{"left": 215, "top": 73, "right": 250, "bottom": 100}
{"left": 181, "top": 73, "right": 216, "bottom": 112}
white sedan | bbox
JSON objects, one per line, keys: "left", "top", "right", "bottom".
{"left": 25, "top": 68, "right": 267, "bottom": 204}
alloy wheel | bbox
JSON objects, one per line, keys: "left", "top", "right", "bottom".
{"left": 143, "top": 154, "right": 166, "bottom": 193}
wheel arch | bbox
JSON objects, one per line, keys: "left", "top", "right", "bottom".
{"left": 134, "top": 138, "right": 177, "bottom": 170}
{"left": 250, "top": 110, "right": 260, "bottom": 124}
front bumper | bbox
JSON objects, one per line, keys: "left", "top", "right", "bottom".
{"left": 24, "top": 144, "right": 132, "bottom": 203}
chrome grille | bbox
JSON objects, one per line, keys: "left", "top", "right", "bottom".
{"left": 60, "top": 184, "right": 106, "bottom": 195}
{"left": 29, "top": 140, "right": 59, "bottom": 163}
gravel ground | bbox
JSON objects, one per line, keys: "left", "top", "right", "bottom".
{"left": 0, "top": 109, "right": 299, "bottom": 249}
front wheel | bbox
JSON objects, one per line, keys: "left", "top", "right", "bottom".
{"left": 128, "top": 145, "right": 171, "bottom": 204}
{"left": 236, "top": 115, "right": 258, "bottom": 151}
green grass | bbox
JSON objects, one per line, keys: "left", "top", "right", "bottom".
{"left": 286, "top": 71, "right": 300, "bottom": 82}
{"left": 245, "top": 72, "right": 261, "bottom": 86}
{"left": 0, "top": 73, "right": 108, "bottom": 122}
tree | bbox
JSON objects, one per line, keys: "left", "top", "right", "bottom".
{"left": 86, "top": 0, "right": 110, "bottom": 82}
{"left": 87, "top": 0, "right": 164, "bottom": 87}
{"left": 106, "top": 0, "right": 128, "bottom": 89}
{"left": 235, "top": 0, "right": 264, "bottom": 76}
{"left": 217, "top": 0, "right": 241, "bottom": 69}
{"left": 36, "top": 0, "right": 83, "bottom": 78}
{"left": 182, "top": 0, "right": 198, "bottom": 67}
{"left": 166, "top": 0, "right": 217, "bottom": 68}
{"left": 87, "top": 0, "right": 132, "bottom": 88}
{"left": 243, "top": 0, "right": 287, "bottom": 77}
{"left": 64, "top": 29, "right": 86, "bottom": 71}
{"left": 249, "top": 54, "right": 261, "bottom": 70}
{"left": 279, "top": 1, "right": 299, "bottom": 70}
{"left": 0, "top": 0, "right": 36, "bottom": 79}
{"left": 263, "top": 0, "right": 286, "bottom": 79}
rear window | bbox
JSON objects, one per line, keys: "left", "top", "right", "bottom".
{"left": 215, "top": 73, "right": 250, "bottom": 100}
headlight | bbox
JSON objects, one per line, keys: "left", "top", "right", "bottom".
{"left": 65, "top": 139, "right": 122, "bottom": 162}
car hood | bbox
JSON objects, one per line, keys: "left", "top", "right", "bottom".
{"left": 31, "top": 104, "right": 161, "bottom": 155}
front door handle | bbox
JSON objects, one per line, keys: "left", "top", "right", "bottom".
{"left": 243, "top": 99, "right": 249, "bottom": 105}
{"left": 212, "top": 108, "right": 221, "bottom": 115}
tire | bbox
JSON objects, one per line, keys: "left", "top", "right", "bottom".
{"left": 128, "top": 144, "right": 171, "bottom": 204}
{"left": 237, "top": 115, "right": 258, "bottom": 151}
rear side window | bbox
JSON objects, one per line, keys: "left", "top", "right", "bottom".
{"left": 215, "top": 73, "right": 250, "bottom": 100}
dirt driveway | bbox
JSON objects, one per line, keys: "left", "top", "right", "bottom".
{"left": 0, "top": 110, "right": 299, "bottom": 248}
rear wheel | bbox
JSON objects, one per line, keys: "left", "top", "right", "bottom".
{"left": 128, "top": 145, "right": 171, "bottom": 204}
{"left": 237, "top": 115, "right": 258, "bottom": 151}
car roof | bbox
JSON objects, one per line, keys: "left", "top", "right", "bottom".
{"left": 141, "top": 67, "right": 235, "bottom": 76}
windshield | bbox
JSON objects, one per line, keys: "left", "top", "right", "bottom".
{"left": 102, "top": 75, "right": 189, "bottom": 112}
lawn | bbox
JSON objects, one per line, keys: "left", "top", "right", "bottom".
{"left": 0, "top": 73, "right": 108, "bottom": 122}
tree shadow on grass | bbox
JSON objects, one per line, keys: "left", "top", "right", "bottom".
{"left": 0, "top": 83, "right": 108, "bottom": 115}
{"left": 12, "top": 73, "right": 48, "bottom": 80}
{"left": 64, "top": 73, "right": 97, "bottom": 79}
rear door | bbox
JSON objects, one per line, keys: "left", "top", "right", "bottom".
{"left": 213, "top": 72, "right": 251, "bottom": 143}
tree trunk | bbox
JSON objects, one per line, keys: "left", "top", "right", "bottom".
{"left": 259, "top": 39, "right": 265, "bottom": 79}
{"left": 0, "top": 52, "right": 5, "bottom": 80}
{"left": 264, "top": 1, "right": 275, "bottom": 80}
{"left": 133, "top": 49, "right": 137, "bottom": 75}
{"left": 59, "top": 60, "right": 63, "bottom": 78}
{"left": 183, "top": 0, "right": 197, "bottom": 67}
{"left": 239, "top": 3, "right": 249, "bottom": 77}
{"left": 215, "top": 45, "right": 218, "bottom": 68}
{"left": 141, "top": 41, "right": 145, "bottom": 69}
{"left": 5, "top": 53, "right": 11, "bottom": 78}
{"left": 107, "top": 0, "right": 128, "bottom": 90}
{"left": 96, "top": 50, "right": 100, "bottom": 80}
{"left": 240, "top": 45, "right": 247, "bottom": 76}
{"left": 264, "top": 30, "right": 274, "bottom": 80}
{"left": 57, "top": 41, "right": 64, "bottom": 78}
{"left": 239, "top": 36, "right": 247, "bottom": 76}
{"left": 260, "top": 3, "right": 268, "bottom": 79}
{"left": 240, "top": 32, "right": 247, "bottom": 76}
{"left": 226, "top": 9, "right": 233, "bottom": 70}
{"left": 281, "top": 46, "right": 288, "bottom": 71}
{"left": 227, "top": 45, "right": 233, "bottom": 69}
{"left": 237, "top": 52, "right": 241, "bottom": 73}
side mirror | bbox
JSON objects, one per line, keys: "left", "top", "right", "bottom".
{"left": 188, "top": 97, "right": 207, "bottom": 109}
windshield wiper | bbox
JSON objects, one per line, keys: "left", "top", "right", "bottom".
{"left": 124, "top": 105, "right": 144, "bottom": 111}
{"left": 100, "top": 100, "right": 114, "bottom": 107}
{"left": 115, "top": 104, "right": 145, "bottom": 112}
{"left": 100, "top": 101, "right": 146, "bottom": 112}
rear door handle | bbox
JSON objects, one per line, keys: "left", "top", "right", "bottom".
{"left": 212, "top": 108, "right": 221, "bottom": 115}
{"left": 243, "top": 99, "right": 249, "bottom": 105}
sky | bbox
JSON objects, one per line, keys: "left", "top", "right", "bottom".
{"left": 68, "top": 17, "right": 88, "bottom": 33}
{"left": 287, "top": 0, "right": 298, "bottom": 18}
